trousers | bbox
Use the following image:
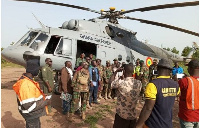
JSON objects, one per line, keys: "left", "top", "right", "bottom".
{"left": 71, "top": 92, "right": 88, "bottom": 113}
{"left": 25, "top": 117, "right": 41, "bottom": 128}
{"left": 89, "top": 85, "right": 98, "bottom": 104}
{"left": 180, "top": 118, "right": 199, "bottom": 128}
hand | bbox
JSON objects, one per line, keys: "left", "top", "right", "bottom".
{"left": 48, "top": 87, "right": 52, "bottom": 93}
{"left": 116, "top": 68, "right": 123, "bottom": 72}
{"left": 90, "top": 81, "right": 94, "bottom": 87}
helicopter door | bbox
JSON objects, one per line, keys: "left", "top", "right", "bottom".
{"left": 96, "top": 45, "right": 115, "bottom": 65}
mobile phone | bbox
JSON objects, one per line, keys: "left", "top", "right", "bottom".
{"left": 153, "top": 70, "right": 158, "bottom": 75}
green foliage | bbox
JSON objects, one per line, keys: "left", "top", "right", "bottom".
{"left": 181, "top": 46, "right": 192, "bottom": 57}
{"left": 84, "top": 112, "right": 103, "bottom": 128}
{"left": 192, "top": 49, "right": 199, "bottom": 59}
{"left": 163, "top": 47, "right": 171, "bottom": 51}
{"left": 171, "top": 47, "right": 179, "bottom": 54}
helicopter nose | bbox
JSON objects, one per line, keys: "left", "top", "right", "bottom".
{"left": 1, "top": 46, "right": 27, "bottom": 67}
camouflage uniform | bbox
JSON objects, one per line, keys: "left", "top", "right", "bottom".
{"left": 149, "top": 64, "right": 157, "bottom": 82}
{"left": 76, "top": 58, "right": 86, "bottom": 67}
{"left": 140, "top": 65, "right": 149, "bottom": 97}
{"left": 111, "top": 77, "right": 142, "bottom": 126}
{"left": 103, "top": 66, "right": 113, "bottom": 99}
{"left": 41, "top": 64, "right": 54, "bottom": 113}
{"left": 71, "top": 69, "right": 89, "bottom": 117}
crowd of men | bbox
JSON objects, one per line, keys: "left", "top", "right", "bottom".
{"left": 12, "top": 53, "right": 199, "bottom": 128}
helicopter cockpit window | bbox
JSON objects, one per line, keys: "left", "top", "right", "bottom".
{"left": 45, "top": 36, "right": 61, "bottom": 54}
{"left": 20, "top": 32, "right": 38, "bottom": 46}
{"left": 30, "top": 33, "right": 48, "bottom": 50}
{"left": 55, "top": 38, "right": 72, "bottom": 56}
{"left": 105, "top": 26, "right": 115, "bottom": 38}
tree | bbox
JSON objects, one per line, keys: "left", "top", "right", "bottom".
{"left": 181, "top": 46, "right": 192, "bottom": 57}
{"left": 163, "top": 47, "right": 171, "bottom": 51}
{"left": 171, "top": 47, "right": 179, "bottom": 54}
{"left": 192, "top": 49, "right": 199, "bottom": 59}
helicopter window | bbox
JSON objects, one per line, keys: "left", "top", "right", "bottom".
{"left": 20, "top": 32, "right": 39, "bottom": 46}
{"left": 30, "top": 33, "right": 48, "bottom": 50}
{"left": 118, "top": 55, "right": 122, "bottom": 61}
{"left": 45, "top": 35, "right": 61, "bottom": 54}
{"left": 55, "top": 38, "right": 72, "bottom": 56}
{"left": 126, "top": 56, "right": 130, "bottom": 63}
{"left": 105, "top": 26, "right": 115, "bottom": 38}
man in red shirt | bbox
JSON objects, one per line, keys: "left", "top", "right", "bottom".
{"left": 178, "top": 59, "right": 199, "bottom": 128}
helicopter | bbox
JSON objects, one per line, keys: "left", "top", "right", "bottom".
{"left": 2, "top": 0, "right": 199, "bottom": 71}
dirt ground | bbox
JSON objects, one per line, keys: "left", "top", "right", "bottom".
{"left": 1, "top": 67, "right": 180, "bottom": 128}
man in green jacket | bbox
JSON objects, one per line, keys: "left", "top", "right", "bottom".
{"left": 41, "top": 58, "right": 54, "bottom": 114}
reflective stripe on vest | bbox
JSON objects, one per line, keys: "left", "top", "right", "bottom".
{"left": 188, "top": 77, "right": 195, "bottom": 110}
{"left": 186, "top": 77, "right": 199, "bottom": 110}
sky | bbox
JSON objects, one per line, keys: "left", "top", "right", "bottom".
{"left": 1, "top": 0, "right": 199, "bottom": 54}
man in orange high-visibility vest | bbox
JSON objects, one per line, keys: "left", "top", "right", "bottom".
{"left": 178, "top": 59, "right": 199, "bottom": 128}
{"left": 13, "top": 59, "right": 51, "bottom": 128}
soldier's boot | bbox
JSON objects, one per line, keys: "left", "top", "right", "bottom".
{"left": 66, "top": 112, "right": 70, "bottom": 118}
{"left": 107, "top": 91, "right": 112, "bottom": 99}
{"left": 104, "top": 93, "right": 108, "bottom": 100}
{"left": 98, "top": 93, "right": 103, "bottom": 99}
{"left": 68, "top": 113, "right": 73, "bottom": 121}
{"left": 82, "top": 112, "right": 86, "bottom": 120}
{"left": 86, "top": 102, "right": 91, "bottom": 109}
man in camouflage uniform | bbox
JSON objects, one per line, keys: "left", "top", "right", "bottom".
{"left": 41, "top": 58, "right": 54, "bottom": 114}
{"left": 110, "top": 64, "right": 142, "bottom": 128}
{"left": 96, "top": 59, "right": 104, "bottom": 99}
{"left": 103, "top": 60, "right": 113, "bottom": 99}
{"left": 139, "top": 60, "right": 149, "bottom": 99}
{"left": 71, "top": 64, "right": 90, "bottom": 120}
{"left": 149, "top": 59, "right": 158, "bottom": 82}
{"left": 76, "top": 53, "right": 86, "bottom": 67}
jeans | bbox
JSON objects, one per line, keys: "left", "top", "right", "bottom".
{"left": 180, "top": 118, "right": 199, "bottom": 128}
{"left": 63, "top": 100, "right": 71, "bottom": 114}
{"left": 89, "top": 84, "right": 98, "bottom": 104}
{"left": 26, "top": 117, "right": 41, "bottom": 128}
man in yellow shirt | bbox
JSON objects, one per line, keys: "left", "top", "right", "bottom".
{"left": 136, "top": 59, "right": 180, "bottom": 128}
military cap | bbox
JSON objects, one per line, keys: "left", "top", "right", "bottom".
{"left": 113, "top": 58, "right": 118, "bottom": 61}
{"left": 153, "top": 59, "right": 158, "bottom": 63}
{"left": 186, "top": 59, "right": 199, "bottom": 69}
{"left": 106, "top": 60, "right": 110, "bottom": 63}
{"left": 26, "top": 59, "right": 40, "bottom": 75}
{"left": 136, "top": 58, "right": 140, "bottom": 61}
{"left": 157, "top": 58, "right": 172, "bottom": 70}
{"left": 139, "top": 60, "right": 144, "bottom": 63}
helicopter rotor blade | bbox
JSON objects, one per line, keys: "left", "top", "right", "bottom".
{"left": 124, "top": 16, "right": 199, "bottom": 37}
{"left": 14, "top": 0, "right": 101, "bottom": 14}
{"left": 122, "top": 1, "right": 199, "bottom": 14}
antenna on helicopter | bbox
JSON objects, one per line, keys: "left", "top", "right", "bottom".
{"left": 32, "top": 13, "right": 47, "bottom": 28}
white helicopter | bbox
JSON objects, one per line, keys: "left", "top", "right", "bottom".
{"left": 2, "top": 0, "right": 199, "bottom": 71}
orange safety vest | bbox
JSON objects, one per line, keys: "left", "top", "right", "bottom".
{"left": 13, "top": 75, "right": 49, "bottom": 114}
{"left": 186, "top": 77, "right": 199, "bottom": 110}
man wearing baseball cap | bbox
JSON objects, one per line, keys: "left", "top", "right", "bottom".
{"left": 149, "top": 59, "right": 158, "bottom": 82}
{"left": 178, "top": 59, "right": 199, "bottom": 128}
{"left": 136, "top": 58, "right": 180, "bottom": 128}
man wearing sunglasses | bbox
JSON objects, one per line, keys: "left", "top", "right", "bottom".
{"left": 41, "top": 58, "right": 54, "bottom": 115}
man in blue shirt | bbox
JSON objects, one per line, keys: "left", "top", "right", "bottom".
{"left": 89, "top": 60, "right": 101, "bottom": 106}
{"left": 172, "top": 62, "right": 183, "bottom": 76}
